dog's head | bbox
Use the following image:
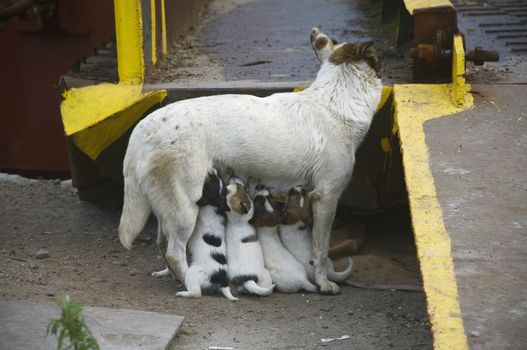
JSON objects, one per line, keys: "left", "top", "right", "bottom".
{"left": 310, "top": 27, "right": 380, "bottom": 74}
{"left": 225, "top": 183, "right": 253, "bottom": 221}
{"left": 196, "top": 170, "right": 225, "bottom": 208}
{"left": 281, "top": 186, "right": 318, "bottom": 226}
{"left": 249, "top": 185, "right": 282, "bottom": 228}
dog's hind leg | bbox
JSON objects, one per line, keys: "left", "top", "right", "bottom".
{"left": 163, "top": 203, "right": 199, "bottom": 283}
{"left": 311, "top": 195, "right": 341, "bottom": 295}
{"left": 151, "top": 224, "right": 175, "bottom": 278}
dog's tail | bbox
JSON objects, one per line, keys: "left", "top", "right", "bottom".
{"left": 220, "top": 287, "right": 239, "bottom": 302}
{"left": 119, "top": 177, "right": 151, "bottom": 250}
{"left": 327, "top": 257, "right": 354, "bottom": 283}
{"left": 243, "top": 280, "right": 275, "bottom": 296}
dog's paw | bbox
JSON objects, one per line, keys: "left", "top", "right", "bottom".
{"left": 152, "top": 267, "right": 171, "bottom": 278}
{"left": 318, "top": 280, "right": 341, "bottom": 295}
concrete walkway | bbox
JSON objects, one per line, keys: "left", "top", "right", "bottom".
{"left": 0, "top": 300, "right": 183, "bottom": 350}
{"left": 147, "top": 0, "right": 411, "bottom": 86}
{"left": 425, "top": 84, "right": 527, "bottom": 349}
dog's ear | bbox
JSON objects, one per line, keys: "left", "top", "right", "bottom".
{"left": 362, "top": 42, "right": 380, "bottom": 74}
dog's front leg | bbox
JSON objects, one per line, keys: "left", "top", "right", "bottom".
{"left": 311, "top": 194, "right": 340, "bottom": 295}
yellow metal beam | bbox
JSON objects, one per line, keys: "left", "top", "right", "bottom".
{"left": 161, "top": 0, "right": 168, "bottom": 57}
{"left": 114, "top": 0, "right": 144, "bottom": 84}
{"left": 451, "top": 35, "right": 466, "bottom": 106}
{"left": 150, "top": 0, "right": 157, "bottom": 66}
{"left": 403, "top": 0, "right": 453, "bottom": 14}
{"left": 60, "top": 0, "right": 168, "bottom": 161}
{"left": 61, "top": 84, "right": 167, "bottom": 160}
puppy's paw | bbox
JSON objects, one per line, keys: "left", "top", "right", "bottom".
{"left": 152, "top": 267, "right": 171, "bottom": 278}
{"left": 318, "top": 280, "right": 341, "bottom": 295}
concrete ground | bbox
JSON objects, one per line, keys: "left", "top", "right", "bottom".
{"left": 425, "top": 85, "right": 527, "bottom": 349}
{"left": 147, "top": 0, "right": 412, "bottom": 86}
{"left": 0, "top": 174, "right": 432, "bottom": 349}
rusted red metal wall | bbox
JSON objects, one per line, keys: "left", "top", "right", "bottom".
{"left": 0, "top": 0, "right": 115, "bottom": 175}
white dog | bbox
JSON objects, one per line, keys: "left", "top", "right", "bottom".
{"left": 118, "top": 27, "right": 382, "bottom": 294}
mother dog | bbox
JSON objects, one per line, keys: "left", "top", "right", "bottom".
{"left": 119, "top": 28, "right": 382, "bottom": 294}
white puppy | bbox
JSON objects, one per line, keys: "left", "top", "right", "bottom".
{"left": 225, "top": 181, "right": 274, "bottom": 296}
{"left": 118, "top": 27, "right": 382, "bottom": 294}
{"left": 251, "top": 186, "right": 317, "bottom": 293}
{"left": 174, "top": 172, "right": 238, "bottom": 301}
{"left": 280, "top": 186, "right": 354, "bottom": 283}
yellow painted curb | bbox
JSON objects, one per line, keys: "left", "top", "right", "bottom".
{"left": 61, "top": 83, "right": 166, "bottom": 160}
{"left": 393, "top": 83, "right": 472, "bottom": 350}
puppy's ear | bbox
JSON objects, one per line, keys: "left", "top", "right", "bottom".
{"left": 218, "top": 196, "right": 230, "bottom": 213}
{"left": 240, "top": 202, "right": 249, "bottom": 215}
{"left": 196, "top": 196, "right": 207, "bottom": 207}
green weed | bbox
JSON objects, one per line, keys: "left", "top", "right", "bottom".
{"left": 47, "top": 296, "right": 100, "bottom": 350}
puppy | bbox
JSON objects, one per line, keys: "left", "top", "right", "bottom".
{"left": 119, "top": 27, "right": 382, "bottom": 294}
{"left": 251, "top": 186, "right": 317, "bottom": 293}
{"left": 225, "top": 181, "right": 274, "bottom": 296}
{"left": 280, "top": 186, "right": 354, "bottom": 283}
{"left": 173, "top": 172, "right": 238, "bottom": 301}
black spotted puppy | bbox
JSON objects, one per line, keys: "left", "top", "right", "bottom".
{"left": 176, "top": 171, "right": 238, "bottom": 301}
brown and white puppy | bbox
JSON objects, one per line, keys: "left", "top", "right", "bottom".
{"left": 280, "top": 186, "right": 353, "bottom": 283}
{"left": 225, "top": 179, "right": 274, "bottom": 296}
{"left": 251, "top": 186, "right": 317, "bottom": 293}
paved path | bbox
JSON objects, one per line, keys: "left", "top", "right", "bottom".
{"left": 425, "top": 84, "right": 527, "bottom": 349}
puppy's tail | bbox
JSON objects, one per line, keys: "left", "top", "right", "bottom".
{"left": 327, "top": 257, "right": 354, "bottom": 283}
{"left": 302, "top": 280, "right": 318, "bottom": 293}
{"left": 220, "top": 287, "right": 239, "bottom": 302}
{"left": 243, "top": 280, "right": 275, "bottom": 296}
{"left": 119, "top": 178, "right": 151, "bottom": 250}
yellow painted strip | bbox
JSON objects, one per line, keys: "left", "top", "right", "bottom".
{"left": 161, "top": 0, "right": 167, "bottom": 57}
{"left": 403, "top": 0, "right": 453, "bottom": 13}
{"left": 393, "top": 83, "right": 473, "bottom": 350}
{"left": 114, "top": 0, "right": 144, "bottom": 83}
{"left": 451, "top": 35, "right": 466, "bottom": 106}
{"left": 150, "top": 0, "right": 157, "bottom": 66}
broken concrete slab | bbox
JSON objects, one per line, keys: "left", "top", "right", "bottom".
{"left": 0, "top": 300, "right": 184, "bottom": 350}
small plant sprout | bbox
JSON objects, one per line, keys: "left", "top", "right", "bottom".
{"left": 47, "top": 296, "right": 100, "bottom": 350}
